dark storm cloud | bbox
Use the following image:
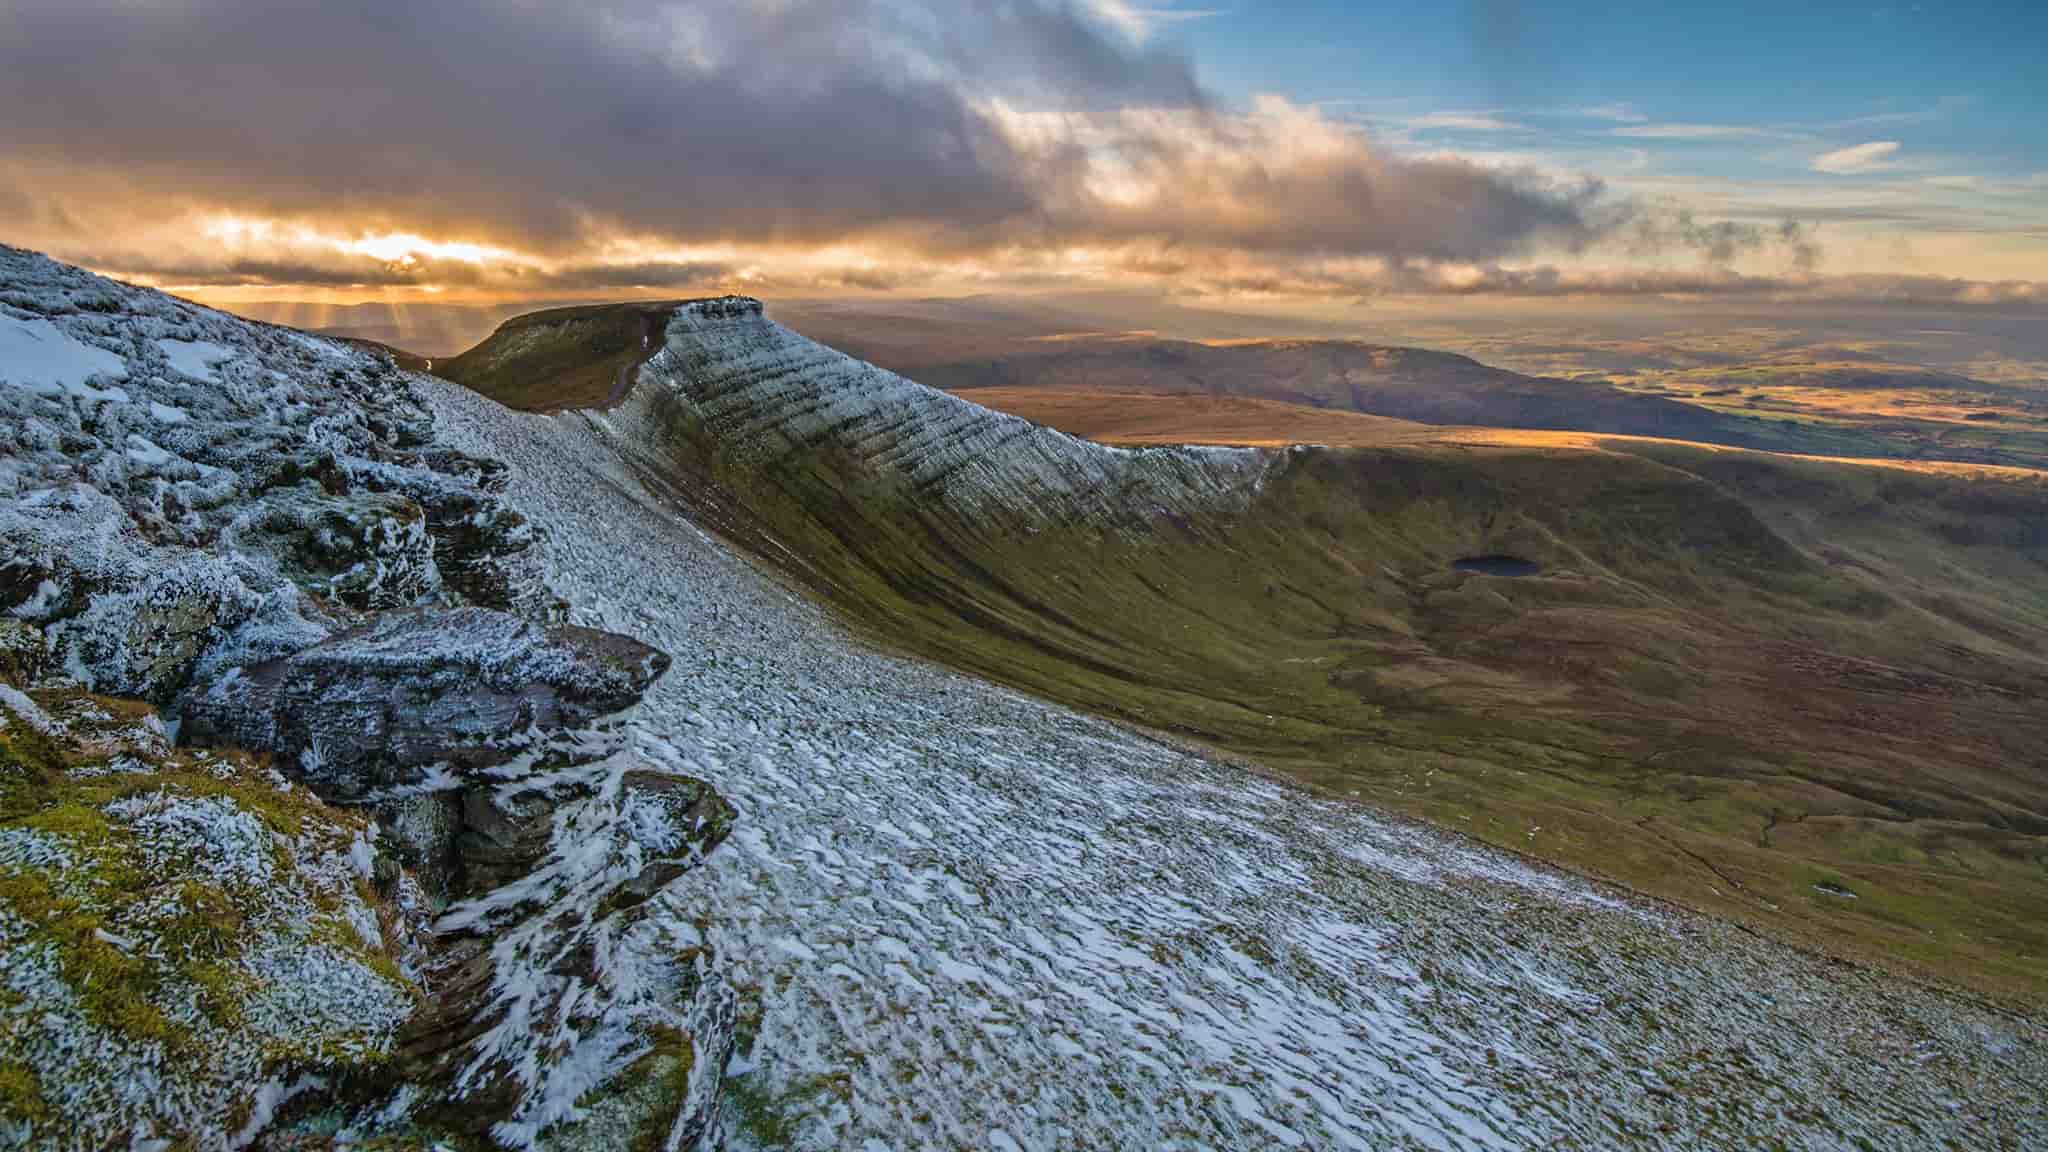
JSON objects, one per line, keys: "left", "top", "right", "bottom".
{"left": 0, "top": 0, "right": 1609, "bottom": 265}
{"left": 0, "top": 0, "right": 1074, "bottom": 245}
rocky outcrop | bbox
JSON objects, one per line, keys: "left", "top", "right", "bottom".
{"left": 181, "top": 608, "right": 667, "bottom": 799}
{"left": 0, "top": 248, "right": 737, "bottom": 1149}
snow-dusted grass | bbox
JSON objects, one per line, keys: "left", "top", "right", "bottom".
{"left": 420, "top": 340, "right": 2048, "bottom": 1150}
{"left": 0, "top": 685, "right": 414, "bottom": 1147}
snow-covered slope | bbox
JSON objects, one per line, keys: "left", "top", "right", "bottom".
{"left": 416, "top": 312, "right": 2048, "bottom": 1148}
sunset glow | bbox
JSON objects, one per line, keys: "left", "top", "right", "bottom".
{"left": 1, "top": 1, "right": 2039, "bottom": 320}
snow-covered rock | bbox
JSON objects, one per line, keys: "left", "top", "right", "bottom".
{"left": 181, "top": 606, "right": 668, "bottom": 800}
{"left": 0, "top": 248, "right": 735, "bottom": 1149}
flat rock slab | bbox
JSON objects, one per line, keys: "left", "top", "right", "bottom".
{"left": 183, "top": 606, "right": 669, "bottom": 799}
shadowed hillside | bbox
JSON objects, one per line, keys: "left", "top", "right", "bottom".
{"left": 436, "top": 300, "right": 683, "bottom": 411}
{"left": 455, "top": 299, "right": 2048, "bottom": 1006}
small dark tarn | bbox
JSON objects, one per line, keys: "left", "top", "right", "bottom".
{"left": 1813, "top": 881, "right": 1859, "bottom": 899}
{"left": 1454, "top": 555, "right": 1541, "bottom": 578}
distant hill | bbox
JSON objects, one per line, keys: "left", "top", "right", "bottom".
{"left": 434, "top": 300, "right": 683, "bottom": 411}
{"left": 795, "top": 323, "right": 2048, "bottom": 471}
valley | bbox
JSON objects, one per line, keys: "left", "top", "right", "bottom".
{"left": 447, "top": 298, "right": 2048, "bottom": 1009}
{"left": 791, "top": 309, "right": 2048, "bottom": 473}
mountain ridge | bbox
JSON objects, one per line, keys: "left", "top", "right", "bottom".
{"left": 3, "top": 249, "right": 2046, "bottom": 1147}
{"left": 529, "top": 297, "right": 2048, "bottom": 1006}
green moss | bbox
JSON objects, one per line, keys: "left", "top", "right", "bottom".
{"left": 0, "top": 1059, "right": 48, "bottom": 1124}
{"left": 187, "top": 961, "right": 248, "bottom": 1030}
{"left": 724, "top": 1074, "right": 799, "bottom": 1148}
{"left": 627, "top": 1026, "right": 698, "bottom": 1152}
{"left": 0, "top": 725, "right": 63, "bottom": 821}
{"left": 0, "top": 687, "right": 409, "bottom": 1067}
{"left": 162, "top": 881, "right": 245, "bottom": 961}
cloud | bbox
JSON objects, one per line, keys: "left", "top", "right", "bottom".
{"left": 1610, "top": 123, "right": 1783, "bottom": 140}
{"left": 0, "top": 0, "right": 1196, "bottom": 249}
{"left": 1087, "top": 2, "right": 1220, "bottom": 42}
{"left": 1625, "top": 212, "right": 1820, "bottom": 269}
{"left": 1576, "top": 103, "right": 1647, "bottom": 124}
{"left": 994, "top": 97, "right": 1614, "bottom": 262}
{"left": 1404, "top": 112, "right": 1524, "bottom": 132}
{"left": 6, "top": 0, "right": 2022, "bottom": 311}
{"left": 0, "top": 0, "right": 1610, "bottom": 279}
{"left": 1812, "top": 141, "right": 1901, "bottom": 174}
{"left": 1112, "top": 249, "right": 2043, "bottom": 308}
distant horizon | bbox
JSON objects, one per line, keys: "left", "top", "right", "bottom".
{"left": 4, "top": 0, "right": 2042, "bottom": 328}
{"left": 211, "top": 283, "right": 2048, "bottom": 388}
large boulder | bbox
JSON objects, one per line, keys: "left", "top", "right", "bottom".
{"left": 54, "top": 551, "right": 323, "bottom": 704}
{"left": 181, "top": 606, "right": 669, "bottom": 800}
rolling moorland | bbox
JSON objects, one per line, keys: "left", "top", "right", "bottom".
{"left": 442, "top": 300, "right": 2048, "bottom": 1008}
{"left": 799, "top": 319, "right": 2048, "bottom": 473}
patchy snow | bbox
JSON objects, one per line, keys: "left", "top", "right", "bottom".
{"left": 155, "top": 337, "right": 236, "bottom": 382}
{"left": 0, "top": 313, "right": 129, "bottom": 400}
{"left": 105, "top": 790, "right": 278, "bottom": 886}
{"left": 124, "top": 433, "right": 174, "bottom": 467}
{"left": 0, "top": 684, "right": 53, "bottom": 733}
{"left": 419, "top": 330, "right": 2048, "bottom": 1151}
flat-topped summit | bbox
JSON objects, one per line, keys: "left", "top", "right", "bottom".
{"left": 675, "top": 295, "right": 765, "bottom": 321}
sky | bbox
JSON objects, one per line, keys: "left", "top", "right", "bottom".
{"left": 1, "top": 0, "right": 2042, "bottom": 330}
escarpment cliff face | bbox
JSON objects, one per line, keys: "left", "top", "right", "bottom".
{"left": 581, "top": 292, "right": 2048, "bottom": 1016}
{"left": 0, "top": 248, "right": 734, "bottom": 1149}
{"left": 643, "top": 297, "right": 1271, "bottom": 525}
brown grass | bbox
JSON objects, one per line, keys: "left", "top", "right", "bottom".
{"left": 956, "top": 386, "right": 2048, "bottom": 481}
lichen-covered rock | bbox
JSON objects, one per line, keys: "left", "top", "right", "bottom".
{"left": 235, "top": 487, "right": 442, "bottom": 610}
{"left": 0, "top": 484, "right": 149, "bottom": 622}
{"left": 58, "top": 552, "right": 321, "bottom": 703}
{"left": 0, "top": 622, "right": 41, "bottom": 684}
{"left": 454, "top": 786, "right": 559, "bottom": 896}
{"left": 0, "top": 683, "right": 423, "bottom": 1149}
{"left": 180, "top": 607, "right": 670, "bottom": 800}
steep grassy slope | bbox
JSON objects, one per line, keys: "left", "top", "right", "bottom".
{"left": 464, "top": 300, "right": 2048, "bottom": 1005}
{"left": 437, "top": 301, "right": 681, "bottom": 411}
